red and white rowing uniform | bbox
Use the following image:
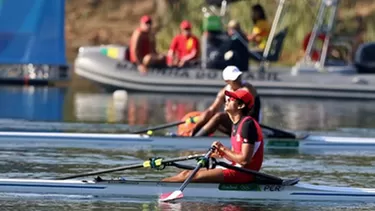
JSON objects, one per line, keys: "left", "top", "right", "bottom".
{"left": 222, "top": 116, "right": 264, "bottom": 183}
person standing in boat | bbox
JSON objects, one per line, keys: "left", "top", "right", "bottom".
{"left": 162, "top": 89, "right": 264, "bottom": 183}
{"left": 129, "top": 15, "right": 166, "bottom": 74}
{"left": 167, "top": 20, "right": 200, "bottom": 68}
{"left": 189, "top": 65, "right": 261, "bottom": 137}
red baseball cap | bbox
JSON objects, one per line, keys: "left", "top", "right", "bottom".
{"left": 180, "top": 20, "right": 192, "bottom": 29}
{"left": 140, "top": 15, "right": 152, "bottom": 23}
{"left": 224, "top": 89, "right": 254, "bottom": 109}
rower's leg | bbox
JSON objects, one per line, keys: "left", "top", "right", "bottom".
{"left": 190, "top": 168, "right": 224, "bottom": 183}
{"left": 161, "top": 169, "right": 224, "bottom": 183}
{"left": 194, "top": 112, "right": 229, "bottom": 136}
{"left": 161, "top": 170, "right": 199, "bottom": 182}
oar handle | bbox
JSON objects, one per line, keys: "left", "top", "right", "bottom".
{"left": 178, "top": 147, "right": 215, "bottom": 192}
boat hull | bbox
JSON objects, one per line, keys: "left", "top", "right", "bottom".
{"left": 0, "top": 131, "right": 375, "bottom": 153}
{"left": 0, "top": 178, "right": 374, "bottom": 202}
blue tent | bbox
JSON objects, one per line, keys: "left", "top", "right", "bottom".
{"left": 0, "top": 0, "right": 66, "bottom": 65}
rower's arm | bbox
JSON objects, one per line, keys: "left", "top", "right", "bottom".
{"left": 192, "top": 89, "right": 225, "bottom": 133}
{"left": 206, "top": 88, "right": 225, "bottom": 115}
{"left": 220, "top": 144, "right": 253, "bottom": 166}
{"left": 220, "top": 120, "right": 258, "bottom": 166}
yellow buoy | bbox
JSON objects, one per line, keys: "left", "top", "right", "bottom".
{"left": 147, "top": 130, "right": 153, "bottom": 135}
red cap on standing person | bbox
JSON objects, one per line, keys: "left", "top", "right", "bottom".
{"left": 180, "top": 20, "right": 192, "bottom": 29}
{"left": 140, "top": 15, "right": 152, "bottom": 23}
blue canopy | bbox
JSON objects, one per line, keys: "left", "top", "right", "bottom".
{"left": 0, "top": 0, "right": 66, "bottom": 65}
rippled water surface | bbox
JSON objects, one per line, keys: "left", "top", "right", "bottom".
{"left": 0, "top": 146, "right": 375, "bottom": 210}
{"left": 1, "top": 87, "right": 375, "bottom": 210}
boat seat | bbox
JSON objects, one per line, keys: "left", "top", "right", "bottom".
{"left": 249, "top": 27, "right": 289, "bottom": 63}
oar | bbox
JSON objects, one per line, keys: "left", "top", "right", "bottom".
{"left": 260, "top": 124, "right": 296, "bottom": 139}
{"left": 159, "top": 147, "right": 215, "bottom": 202}
{"left": 56, "top": 153, "right": 204, "bottom": 180}
{"left": 216, "top": 161, "right": 284, "bottom": 185}
{"left": 132, "top": 116, "right": 200, "bottom": 135}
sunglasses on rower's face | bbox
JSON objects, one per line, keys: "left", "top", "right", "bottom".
{"left": 227, "top": 97, "right": 238, "bottom": 102}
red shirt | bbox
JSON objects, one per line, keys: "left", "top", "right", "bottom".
{"left": 231, "top": 116, "right": 264, "bottom": 171}
{"left": 129, "top": 28, "right": 152, "bottom": 63}
{"left": 169, "top": 34, "right": 200, "bottom": 61}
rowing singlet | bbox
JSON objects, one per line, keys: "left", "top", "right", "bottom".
{"left": 231, "top": 116, "right": 263, "bottom": 171}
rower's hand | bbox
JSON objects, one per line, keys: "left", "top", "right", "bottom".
{"left": 177, "top": 59, "right": 186, "bottom": 67}
{"left": 212, "top": 141, "right": 224, "bottom": 152}
{"left": 211, "top": 141, "right": 224, "bottom": 158}
{"left": 137, "top": 64, "right": 147, "bottom": 75}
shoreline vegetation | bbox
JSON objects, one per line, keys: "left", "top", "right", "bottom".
{"left": 66, "top": 0, "right": 375, "bottom": 88}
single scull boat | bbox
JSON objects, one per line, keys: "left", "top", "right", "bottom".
{"left": 0, "top": 131, "right": 374, "bottom": 151}
{"left": 1, "top": 153, "right": 374, "bottom": 202}
{"left": 0, "top": 177, "right": 374, "bottom": 202}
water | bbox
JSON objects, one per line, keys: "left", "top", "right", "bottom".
{"left": 1, "top": 86, "right": 375, "bottom": 210}
{"left": 1, "top": 86, "right": 375, "bottom": 132}
{"left": 1, "top": 146, "right": 375, "bottom": 210}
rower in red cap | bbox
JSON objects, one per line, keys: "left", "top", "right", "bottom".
{"left": 167, "top": 20, "right": 200, "bottom": 67}
{"left": 162, "top": 89, "right": 263, "bottom": 183}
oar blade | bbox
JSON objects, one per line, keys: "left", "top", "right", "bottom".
{"left": 158, "top": 147, "right": 215, "bottom": 203}
{"left": 159, "top": 190, "right": 183, "bottom": 202}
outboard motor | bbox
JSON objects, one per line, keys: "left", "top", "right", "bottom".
{"left": 354, "top": 42, "right": 375, "bottom": 74}
{"left": 201, "top": 14, "right": 229, "bottom": 70}
{"left": 200, "top": 0, "right": 249, "bottom": 70}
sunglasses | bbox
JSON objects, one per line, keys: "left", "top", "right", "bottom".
{"left": 227, "top": 97, "right": 239, "bottom": 102}
{"left": 227, "top": 97, "right": 248, "bottom": 106}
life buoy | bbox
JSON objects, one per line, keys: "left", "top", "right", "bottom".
{"left": 302, "top": 32, "right": 326, "bottom": 61}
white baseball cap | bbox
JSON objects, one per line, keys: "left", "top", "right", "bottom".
{"left": 222, "top": 66, "right": 242, "bottom": 81}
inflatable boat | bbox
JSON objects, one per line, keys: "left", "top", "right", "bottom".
{"left": 74, "top": 44, "right": 375, "bottom": 99}
{"left": 74, "top": 0, "right": 375, "bottom": 99}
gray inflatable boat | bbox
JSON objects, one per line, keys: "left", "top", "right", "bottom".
{"left": 74, "top": 45, "right": 375, "bottom": 100}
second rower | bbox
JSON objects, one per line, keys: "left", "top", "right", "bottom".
{"left": 190, "top": 65, "right": 261, "bottom": 137}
